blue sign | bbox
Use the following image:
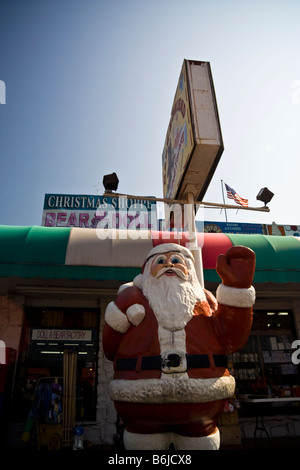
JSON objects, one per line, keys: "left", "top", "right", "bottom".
{"left": 201, "top": 221, "right": 263, "bottom": 234}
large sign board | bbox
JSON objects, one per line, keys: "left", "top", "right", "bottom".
{"left": 162, "top": 60, "right": 223, "bottom": 201}
{"left": 42, "top": 193, "right": 157, "bottom": 230}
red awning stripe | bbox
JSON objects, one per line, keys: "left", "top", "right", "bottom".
{"left": 150, "top": 231, "right": 233, "bottom": 269}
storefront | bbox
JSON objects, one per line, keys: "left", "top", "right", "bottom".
{"left": 15, "top": 307, "right": 99, "bottom": 423}
{"left": 1, "top": 225, "right": 300, "bottom": 447}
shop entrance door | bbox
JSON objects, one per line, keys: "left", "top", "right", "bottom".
{"left": 13, "top": 308, "right": 99, "bottom": 425}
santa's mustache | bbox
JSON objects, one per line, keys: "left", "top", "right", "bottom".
{"left": 154, "top": 266, "right": 189, "bottom": 281}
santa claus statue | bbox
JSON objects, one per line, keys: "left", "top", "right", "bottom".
{"left": 103, "top": 243, "right": 255, "bottom": 450}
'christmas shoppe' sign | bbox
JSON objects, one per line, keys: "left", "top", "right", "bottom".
{"left": 42, "top": 193, "right": 158, "bottom": 230}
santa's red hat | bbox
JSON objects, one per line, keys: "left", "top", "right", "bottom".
{"left": 141, "top": 243, "right": 194, "bottom": 273}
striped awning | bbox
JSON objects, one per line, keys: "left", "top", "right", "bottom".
{"left": 0, "top": 225, "right": 300, "bottom": 284}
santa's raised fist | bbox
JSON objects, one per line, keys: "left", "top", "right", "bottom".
{"left": 216, "top": 245, "right": 255, "bottom": 289}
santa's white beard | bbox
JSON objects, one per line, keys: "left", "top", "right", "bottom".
{"left": 141, "top": 272, "right": 201, "bottom": 331}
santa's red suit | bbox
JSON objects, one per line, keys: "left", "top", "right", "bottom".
{"left": 103, "top": 243, "right": 255, "bottom": 450}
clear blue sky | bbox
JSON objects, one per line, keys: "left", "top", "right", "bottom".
{"left": 1, "top": 0, "right": 300, "bottom": 227}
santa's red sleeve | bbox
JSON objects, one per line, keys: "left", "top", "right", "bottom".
{"left": 212, "top": 284, "right": 255, "bottom": 354}
{"left": 102, "top": 285, "right": 146, "bottom": 361}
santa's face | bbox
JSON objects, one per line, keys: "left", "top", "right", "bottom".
{"left": 150, "top": 252, "right": 189, "bottom": 280}
{"left": 139, "top": 249, "right": 205, "bottom": 331}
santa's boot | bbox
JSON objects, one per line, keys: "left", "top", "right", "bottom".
{"left": 123, "top": 429, "right": 171, "bottom": 450}
{"left": 173, "top": 428, "right": 220, "bottom": 450}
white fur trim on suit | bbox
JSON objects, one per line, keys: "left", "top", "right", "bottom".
{"left": 105, "top": 301, "right": 131, "bottom": 333}
{"left": 133, "top": 274, "right": 143, "bottom": 288}
{"left": 117, "top": 282, "right": 133, "bottom": 293}
{"left": 172, "top": 429, "right": 220, "bottom": 450}
{"left": 109, "top": 375, "right": 235, "bottom": 404}
{"left": 145, "top": 243, "right": 194, "bottom": 263}
{"left": 216, "top": 284, "right": 255, "bottom": 308}
{"left": 126, "top": 304, "right": 146, "bottom": 326}
{"left": 123, "top": 428, "right": 220, "bottom": 450}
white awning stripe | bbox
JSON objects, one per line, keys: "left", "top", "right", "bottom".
{"left": 65, "top": 228, "right": 153, "bottom": 267}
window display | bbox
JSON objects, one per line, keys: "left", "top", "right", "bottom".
{"left": 229, "top": 310, "right": 300, "bottom": 398}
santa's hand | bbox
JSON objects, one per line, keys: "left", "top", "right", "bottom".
{"left": 105, "top": 301, "right": 145, "bottom": 333}
{"left": 126, "top": 304, "right": 146, "bottom": 326}
{"left": 217, "top": 245, "right": 255, "bottom": 289}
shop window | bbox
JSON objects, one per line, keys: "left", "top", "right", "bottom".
{"left": 13, "top": 308, "right": 99, "bottom": 423}
{"left": 228, "top": 310, "right": 300, "bottom": 398}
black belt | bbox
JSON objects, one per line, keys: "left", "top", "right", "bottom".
{"left": 115, "top": 354, "right": 227, "bottom": 371}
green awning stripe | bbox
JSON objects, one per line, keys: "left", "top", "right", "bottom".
{"left": 0, "top": 261, "right": 217, "bottom": 283}
{"left": 1, "top": 261, "right": 299, "bottom": 284}
{"left": 0, "top": 225, "right": 71, "bottom": 264}
{"left": 0, "top": 263, "right": 140, "bottom": 282}
{"left": 226, "top": 233, "right": 300, "bottom": 283}
{"left": 1, "top": 226, "right": 300, "bottom": 284}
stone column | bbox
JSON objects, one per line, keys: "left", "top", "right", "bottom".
{"left": 0, "top": 295, "right": 25, "bottom": 354}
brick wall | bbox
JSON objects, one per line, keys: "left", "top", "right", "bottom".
{"left": 83, "top": 297, "right": 117, "bottom": 446}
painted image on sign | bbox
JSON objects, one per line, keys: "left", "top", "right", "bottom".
{"left": 162, "top": 63, "right": 194, "bottom": 199}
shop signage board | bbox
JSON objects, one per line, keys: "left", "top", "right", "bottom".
{"left": 42, "top": 193, "right": 157, "bottom": 230}
{"left": 202, "top": 221, "right": 264, "bottom": 234}
{"left": 162, "top": 60, "right": 223, "bottom": 201}
{"left": 31, "top": 329, "right": 92, "bottom": 341}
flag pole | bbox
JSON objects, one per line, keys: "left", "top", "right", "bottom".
{"left": 221, "top": 180, "right": 228, "bottom": 222}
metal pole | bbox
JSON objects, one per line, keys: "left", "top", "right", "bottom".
{"left": 221, "top": 180, "right": 228, "bottom": 222}
{"left": 103, "top": 191, "right": 270, "bottom": 213}
{"left": 187, "top": 192, "right": 204, "bottom": 288}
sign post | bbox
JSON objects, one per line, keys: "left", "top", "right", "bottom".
{"left": 162, "top": 60, "right": 223, "bottom": 286}
{"left": 186, "top": 192, "right": 204, "bottom": 287}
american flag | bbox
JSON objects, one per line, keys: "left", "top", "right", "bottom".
{"left": 225, "top": 183, "right": 248, "bottom": 207}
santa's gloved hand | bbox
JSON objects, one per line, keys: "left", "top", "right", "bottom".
{"left": 217, "top": 246, "right": 255, "bottom": 289}
{"left": 216, "top": 246, "right": 256, "bottom": 309}
{"left": 125, "top": 304, "right": 146, "bottom": 326}
{"left": 105, "top": 301, "right": 145, "bottom": 333}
